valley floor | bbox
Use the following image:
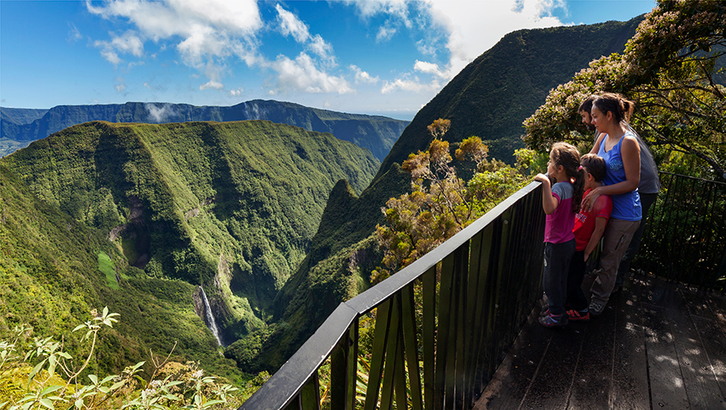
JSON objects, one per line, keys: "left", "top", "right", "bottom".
{"left": 477, "top": 274, "right": 726, "bottom": 409}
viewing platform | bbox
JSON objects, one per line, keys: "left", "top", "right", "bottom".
{"left": 242, "top": 173, "right": 725, "bottom": 410}
{"left": 478, "top": 274, "right": 726, "bottom": 409}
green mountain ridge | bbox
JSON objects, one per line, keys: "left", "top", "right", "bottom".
{"left": 0, "top": 120, "right": 379, "bottom": 376}
{"left": 0, "top": 100, "right": 409, "bottom": 161}
{"left": 234, "top": 17, "right": 644, "bottom": 372}
{"left": 0, "top": 161, "right": 235, "bottom": 379}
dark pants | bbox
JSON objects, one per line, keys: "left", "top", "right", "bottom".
{"left": 616, "top": 192, "right": 658, "bottom": 285}
{"left": 544, "top": 239, "right": 575, "bottom": 316}
{"left": 566, "top": 250, "right": 588, "bottom": 311}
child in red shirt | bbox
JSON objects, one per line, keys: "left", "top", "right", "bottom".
{"left": 566, "top": 154, "right": 612, "bottom": 322}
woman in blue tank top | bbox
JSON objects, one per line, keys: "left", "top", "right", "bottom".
{"left": 581, "top": 93, "right": 642, "bottom": 316}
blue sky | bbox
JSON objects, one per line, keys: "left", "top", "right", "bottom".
{"left": 1, "top": 0, "right": 656, "bottom": 120}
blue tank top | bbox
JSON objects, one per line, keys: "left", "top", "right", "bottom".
{"left": 598, "top": 131, "right": 642, "bottom": 221}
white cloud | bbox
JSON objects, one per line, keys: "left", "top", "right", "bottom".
{"left": 276, "top": 4, "right": 310, "bottom": 43}
{"left": 350, "top": 65, "right": 379, "bottom": 84}
{"left": 269, "top": 53, "right": 353, "bottom": 94}
{"left": 346, "top": 0, "right": 565, "bottom": 79}
{"left": 424, "top": 0, "right": 564, "bottom": 77}
{"left": 114, "top": 78, "right": 127, "bottom": 93}
{"left": 101, "top": 50, "right": 122, "bottom": 66}
{"left": 86, "top": 0, "right": 262, "bottom": 39}
{"left": 376, "top": 25, "right": 397, "bottom": 42}
{"left": 94, "top": 31, "right": 144, "bottom": 66}
{"left": 86, "top": 0, "right": 262, "bottom": 86}
{"left": 200, "top": 80, "right": 224, "bottom": 91}
{"left": 343, "top": 0, "right": 411, "bottom": 26}
{"left": 146, "top": 103, "right": 175, "bottom": 122}
{"left": 67, "top": 23, "right": 83, "bottom": 42}
{"left": 199, "top": 60, "right": 225, "bottom": 90}
{"left": 414, "top": 60, "right": 447, "bottom": 78}
{"left": 381, "top": 76, "right": 440, "bottom": 94}
{"left": 275, "top": 5, "right": 335, "bottom": 63}
{"left": 229, "top": 87, "right": 244, "bottom": 96}
{"left": 309, "top": 35, "right": 334, "bottom": 61}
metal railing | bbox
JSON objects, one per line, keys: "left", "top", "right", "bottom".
{"left": 241, "top": 181, "right": 546, "bottom": 409}
{"left": 634, "top": 172, "right": 726, "bottom": 291}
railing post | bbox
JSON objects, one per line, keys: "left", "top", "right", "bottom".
{"left": 422, "top": 266, "right": 437, "bottom": 410}
{"left": 401, "top": 284, "right": 424, "bottom": 409}
{"left": 379, "top": 294, "right": 402, "bottom": 410}
{"left": 364, "top": 299, "right": 392, "bottom": 410}
{"left": 331, "top": 322, "right": 358, "bottom": 410}
{"left": 300, "top": 373, "right": 321, "bottom": 410}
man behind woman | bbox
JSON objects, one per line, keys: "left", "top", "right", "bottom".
{"left": 536, "top": 93, "right": 646, "bottom": 327}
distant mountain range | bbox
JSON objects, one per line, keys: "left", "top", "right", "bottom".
{"left": 0, "top": 100, "right": 409, "bottom": 161}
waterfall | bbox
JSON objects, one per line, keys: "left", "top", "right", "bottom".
{"left": 199, "top": 286, "right": 222, "bottom": 346}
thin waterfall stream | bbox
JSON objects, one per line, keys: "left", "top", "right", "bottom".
{"left": 199, "top": 286, "right": 222, "bottom": 346}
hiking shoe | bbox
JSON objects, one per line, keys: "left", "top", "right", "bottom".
{"left": 589, "top": 301, "right": 605, "bottom": 316}
{"left": 566, "top": 309, "right": 590, "bottom": 322}
{"left": 539, "top": 313, "right": 568, "bottom": 328}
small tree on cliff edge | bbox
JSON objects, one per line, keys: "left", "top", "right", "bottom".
{"left": 373, "top": 119, "right": 536, "bottom": 282}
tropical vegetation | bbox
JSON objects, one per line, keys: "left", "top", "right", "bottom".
{"left": 524, "top": 0, "right": 725, "bottom": 180}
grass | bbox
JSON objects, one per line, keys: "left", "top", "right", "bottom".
{"left": 98, "top": 252, "right": 119, "bottom": 290}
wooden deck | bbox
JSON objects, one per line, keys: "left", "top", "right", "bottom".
{"left": 476, "top": 274, "right": 726, "bottom": 409}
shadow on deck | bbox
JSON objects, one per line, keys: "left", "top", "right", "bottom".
{"left": 476, "top": 274, "right": 726, "bottom": 409}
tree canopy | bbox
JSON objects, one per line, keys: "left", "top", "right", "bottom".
{"left": 373, "top": 120, "right": 537, "bottom": 281}
{"left": 524, "top": 0, "right": 726, "bottom": 180}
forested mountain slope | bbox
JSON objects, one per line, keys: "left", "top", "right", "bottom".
{"left": 0, "top": 161, "right": 236, "bottom": 378}
{"left": 234, "top": 17, "right": 644, "bottom": 372}
{"left": 1, "top": 120, "right": 379, "bottom": 369}
{"left": 0, "top": 100, "right": 408, "bottom": 161}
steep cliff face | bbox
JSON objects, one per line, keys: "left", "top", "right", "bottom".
{"left": 241, "top": 17, "right": 645, "bottom": 372}
{"left": 2, "top": 120, "right": 380, "bottom": 350}
{"left": 0, "top": 100, "right": 409, "bottom": 160}
{"left": 0, "top": 162, "right": 235, "bottom": 377}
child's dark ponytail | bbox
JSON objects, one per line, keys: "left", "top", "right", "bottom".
{"left": 551, "top": 142, "right": 584, "bottom": 213}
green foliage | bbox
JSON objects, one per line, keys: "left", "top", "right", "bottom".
{"left": 2, "top": 120, "right": 379, "bottom": 352}
{"left": 373, "top": 121, "right": 533, "bottom": 281}
{"left": 97, "top": 253, "right": 119, "bottom": 290}
{"left": 229, "top": 236, "right": 382, "bottom": 373}
{"left": 524, "top": 0, "right": 726, "bottom": 180}
{"left": 0, "top": 157, "right": 241, "bottom": 383}
{"left": 0, "top": 311, "right": 243, "bottom": 410}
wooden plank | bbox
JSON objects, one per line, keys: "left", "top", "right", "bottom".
{"left": 640, "top": 276, "right": 690, "bottom": 409}
{"left": 566, "top": 292, "right": 620, "bottom": 410}
{"left": 474, "top": 313, "right": 553, "bottom": 410}
{"left": 609, "top": 278, "right": 649, "bottom": 410}
{"left": 518, "top": 324, "right": 586, "bottom": 409}
{"left": 680, "top": 287, "right": 726, "bottom": 407}
{"left": 689, "top": 314, "right": 726, "bottom": 407}
{"left": 644, "top": 276, "right": 726, "bottom": 408}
